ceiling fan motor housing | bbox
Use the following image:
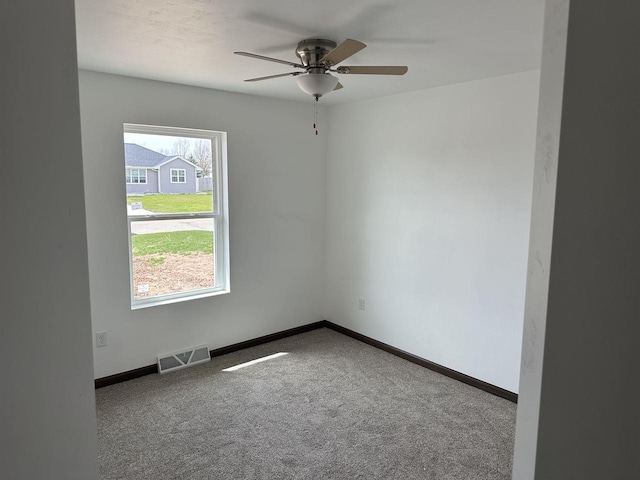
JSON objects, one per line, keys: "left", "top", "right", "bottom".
{"left": 295, "top": 39, "right": 337, "bottom": 67}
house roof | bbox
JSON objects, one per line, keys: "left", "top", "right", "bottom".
{"left": 124, "top": 143, "right": 199, "bottom": 169}
{"left": 124, "top": 143, "right": 167, "bottom": 167}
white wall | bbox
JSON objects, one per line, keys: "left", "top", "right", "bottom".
{"left": 512, "top": 1, "right": 569, "bottom": 478}
{"left": 0, "top": 1, "right": 98, "bottom": 479}
{"left": 79, "top": 71, "right": 327, "bottom": 378}
{"left": 526, "top": 1, "right": 640, "bottom": 477}
{"left": 80, "top": 70, "right": 540, "bottom": 393}
{"left": 324, "top": 72, "right": 540, "bottom": 393}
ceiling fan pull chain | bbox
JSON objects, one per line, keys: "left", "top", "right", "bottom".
{"left": 314, "top": 96, "right": 319, "bottom": 135}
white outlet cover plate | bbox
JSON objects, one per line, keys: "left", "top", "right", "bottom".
{"left": 96, "top": 331, "right": 108, "bottom": 347}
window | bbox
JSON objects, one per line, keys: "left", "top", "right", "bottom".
{"left": 126, "top": 168, "right": 147, "bottom": 184}
{"left": 170, "top": 168, "right": 186, "bottom": 183}
{"left": 123, "top": 124, "right": 229, "bottom": 309}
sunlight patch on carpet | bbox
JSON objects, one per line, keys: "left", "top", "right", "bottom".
{"left": 222, "top": 352, "right": 289, "bottom": 372}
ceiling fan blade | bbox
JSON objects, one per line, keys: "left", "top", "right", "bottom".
{"left": 234, "top": 51, "right": 304, "bottom": 69}
{"left": 320, "top": 39, "right": 366, "bottom": 66}
{"left": 334, "top": 82, "right": 344, "bottom": 91}
{"left": 337, "top": 66, "right": 408, "bottom": 75}
{"left": 244, "top": 72, "right": 302, "bottom": 82}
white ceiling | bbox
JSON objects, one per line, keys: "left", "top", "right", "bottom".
{"left": 75, "top": 0, "right": 545, "bottom": 106}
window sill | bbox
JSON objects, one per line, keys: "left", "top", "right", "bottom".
{"left": 131, "top": 287, "right": 230, "bottom": 310}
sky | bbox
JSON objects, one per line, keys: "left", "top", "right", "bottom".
{"left": 123, "top": 132, "right": 209, "bottom": 157}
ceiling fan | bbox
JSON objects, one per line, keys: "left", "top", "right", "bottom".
{"left": 235, "top": 38, "right": 408, "bottom": 99}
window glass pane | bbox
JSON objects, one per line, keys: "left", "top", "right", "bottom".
{"left": 124, "top": 134, "right": 214, "bottom": 216}
{"left": 170, "top": 169, "right": 185, "bottom": 183}
{"left": 130, "top": 218, "right": 215, "bottom": 300}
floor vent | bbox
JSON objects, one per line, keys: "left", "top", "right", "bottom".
{"left": 157, "top": 345, "right": 210, "bottom": 374}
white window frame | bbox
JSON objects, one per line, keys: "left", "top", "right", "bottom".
{"left": 126, "top": 168, "right": 147, "bottom": 184}
{"left": 123, "top": 123, "right": 230, "bottom": 309}
{"left": 170, "top": 168, "right": 186, "bottom": 183}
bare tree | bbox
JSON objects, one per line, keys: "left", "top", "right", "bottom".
{"left": 192, "top": 139, "right": 213, "bottom": 177}
{"left": 171, "top": 138, "right": 191, "bottom": 159}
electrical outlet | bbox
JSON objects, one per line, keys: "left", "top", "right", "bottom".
{"left": 358, "top": 297, "right": 366, "bottom": 311}
{"left": 96, "top": 331, "right": 108, "bottom": 348}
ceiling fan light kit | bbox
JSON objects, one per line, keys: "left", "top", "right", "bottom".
{"left": 296, "top": 73, "right": 339, "bottom": 97}
{"left": 235, "top": 38, "right": 408, "bottom": 133}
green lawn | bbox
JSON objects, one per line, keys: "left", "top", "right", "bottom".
{"left": 131, "top": 231, "right": 213, "bottom": 256}
{"left": 127, "top": 193, "right": 213, "bottom": 213}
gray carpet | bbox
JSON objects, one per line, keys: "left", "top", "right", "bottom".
{"left": 96, "top": 328, "right": 516, "bottom": 479}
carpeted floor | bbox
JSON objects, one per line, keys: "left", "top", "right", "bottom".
{"left": 96, "top": 328, "right": 516, "bottom": 479}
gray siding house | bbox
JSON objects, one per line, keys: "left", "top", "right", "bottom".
{"left": 124, "top": 143, "right": 201, "bottom": 195}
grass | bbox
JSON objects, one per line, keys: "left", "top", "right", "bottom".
{"left": 131, "top": 231, "right": 213, "bottom": 256}
{"left": 127, "top": 193, "right": 213, "bottom": 213}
